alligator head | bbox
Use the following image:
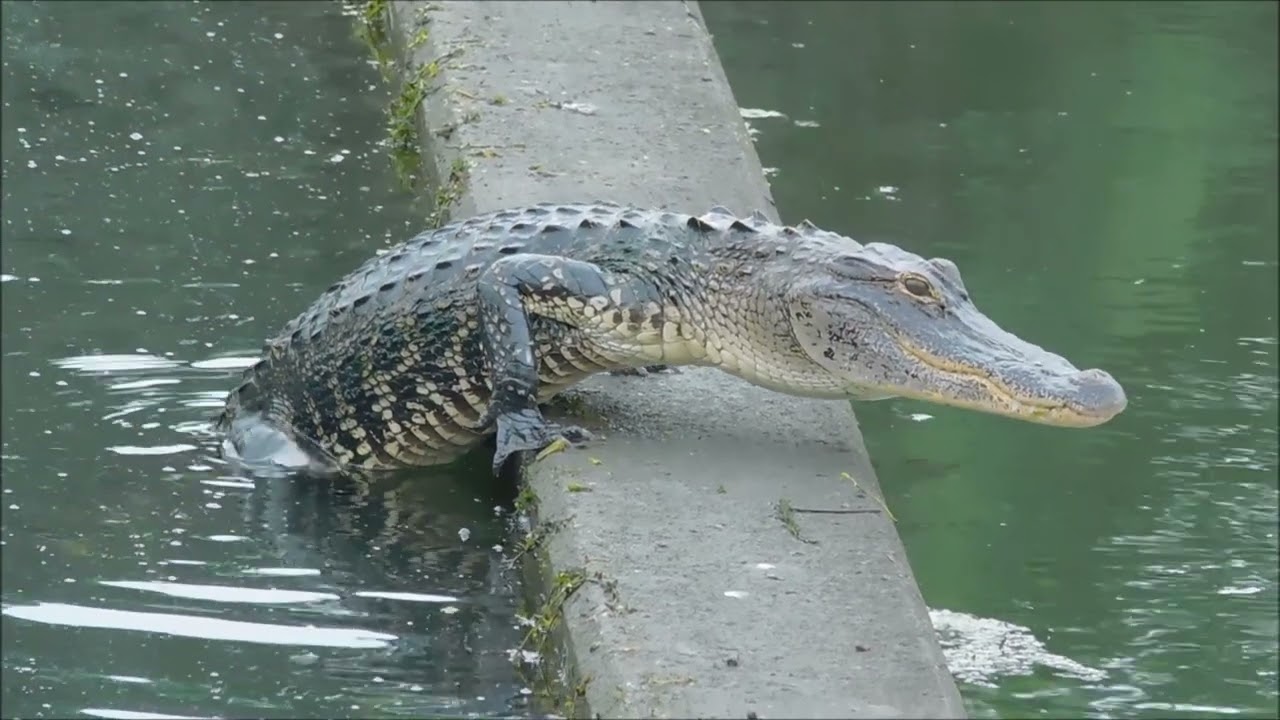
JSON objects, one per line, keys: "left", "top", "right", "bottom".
{"left": 783, "top": 239, "right": 1127, "bottom": 427}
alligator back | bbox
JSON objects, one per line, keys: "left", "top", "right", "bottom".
{"left": 216, "top": 201, "right": 715, "bottom": 472}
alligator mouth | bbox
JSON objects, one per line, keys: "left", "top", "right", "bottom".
{"left": 894, "top": 339, "right": 1127, "bottom": 428}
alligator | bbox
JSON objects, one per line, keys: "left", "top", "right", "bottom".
{"left": 214, "top": 201, "right": 1127, "bottom": 477}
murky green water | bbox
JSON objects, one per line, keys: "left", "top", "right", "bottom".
{"left": 703, "top": 1, "right": 1278, "bottom": 718}
{"left": 3, "top": 1, "right": 1276, "bottom": 718}
{"left": 1, "top": 2, "right": 531, "bottom": 717}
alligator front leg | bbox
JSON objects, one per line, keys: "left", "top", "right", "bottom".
{"left": 475, "top": 253, "right": 640, "bottom": 475}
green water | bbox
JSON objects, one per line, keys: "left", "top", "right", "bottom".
{"left": 702, "top": 1, "right": 1278, "bottom": 717}
{"left": 1, "top": 2, "right": 528, "bottom": 717}
{"left": 2, "top": 1, "right": 1275, "bottom": 718}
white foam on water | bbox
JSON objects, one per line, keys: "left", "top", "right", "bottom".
{"left": 929, "top": 608, "right": 1107, "bottom": 688}
{"left": 739, "top": 107, "right": 787, "bottom": 119}
{"left": 3, "top": 602, "right": 396, "bottom": 648}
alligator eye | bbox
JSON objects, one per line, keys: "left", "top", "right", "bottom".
{"left": 899, "top": 274, "right": 935, "bottom": 299}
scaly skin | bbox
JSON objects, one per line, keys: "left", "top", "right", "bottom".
{"left": 215, "top": 201, "right": 1127, "bottom": 476}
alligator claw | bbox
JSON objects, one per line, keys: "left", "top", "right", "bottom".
{"left": 609, "top": 364, "right": 677, "bottom": 377}
{"left": 491, "top": 408, "right": 592, "bottom": 475}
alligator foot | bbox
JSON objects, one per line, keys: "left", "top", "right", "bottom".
{"left": 609, "top": 364, "right": 679, "bottom": 377}
{"left": 491, "top": 408, "right": 593, "bottom": 475}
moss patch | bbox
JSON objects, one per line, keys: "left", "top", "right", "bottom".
{"left": 385, "top": 60, "right": 443, "bottom": 190}
{"left": 506, "top": 476, "right": 617, "bottom": 717}
{"left": 510, "top": 514, "right": 569, "bottom": 564}
{"left": 426, "top": 156, "right": 468, "bottom": 227}
{"left": 516, "top": 565, "right": 590, "bottom": 717}
{"left": 350, "top": 1, "right": 466, "bottom": 196}
{"left": 519, "top": 567, "right": 587, "bottom": 656}
{"left": 353, "top": 0, "right": 393, "bottom": 76}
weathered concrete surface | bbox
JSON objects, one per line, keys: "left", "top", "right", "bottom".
{"left": 384, "top": 1, "right": 965, "bottom": 717}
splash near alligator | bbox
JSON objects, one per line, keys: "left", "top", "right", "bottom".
{"left": 214, "top": 202, "right": 1127, "bottom": 476}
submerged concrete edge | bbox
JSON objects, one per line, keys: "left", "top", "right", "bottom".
{"left": 380, "top": 1, "right": 966, "bottom": 717}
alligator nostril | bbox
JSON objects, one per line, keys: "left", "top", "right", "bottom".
{"left": 1074, "top": 368, "right": 1127, "bottom": 415}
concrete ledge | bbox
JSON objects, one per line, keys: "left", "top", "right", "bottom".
{"left": 381, "top": 1, "right": 965, "bottom": 717}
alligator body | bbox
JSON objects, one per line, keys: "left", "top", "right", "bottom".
{"left": 215, "top": 201, "right": 1127, "bottom": 476}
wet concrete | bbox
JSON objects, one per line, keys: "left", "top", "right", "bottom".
{"left": 385, "top": 1, "right": 965, "bottom": 717}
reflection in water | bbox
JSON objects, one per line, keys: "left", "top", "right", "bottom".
{"left": 81, "top": 710, "right": 215, "bottom": 720}
{"left": 96, "top": 581, "right": 347, "bottom": 604}
{"left": 1, "top": 2, "right": 534, "bottom": 718}
{"left": 2, "top": 603, "right": 399, "bottom": 649}
{"left": 7, "top": 341, "right": 533, "bottom": 716}
{"left": 702, "top": 1, "right": 1277, "bottom": 718}
{"left": 12, "top": 341, "right": 536, "bottom": 715}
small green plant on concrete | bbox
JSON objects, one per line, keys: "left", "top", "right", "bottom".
{"left": 510, "top": 515, "right": 571, "bottom": 563}
{"left": 510, "top": 531, "right": 541, "bottom": 564}
{"left": 565, "top": 482, "right": 591, "bottom": 493}
{"left": 354, "top": 0, "right": 393, "bottom": 74}
{"left": 385, "top": 61, "right": 439, "bottom": 188}
{"left": 841, "top": 471, "right": 897, "bottom": 522}
{"left": 514, "top": 482, "right": 540, "bottom": 514}
{"left": 520, "top": 568, "right": 586, "bottom": 654}
{"left": 510, "top": 497, "right": 573, "bottom": 559}
{"left": 775, "top": 497, "right": 817, "bottom": 545}
{"left": 533, "top": 671, "right": 591, "bottom": 719}
{"left": 407, "top": 26, "right": 430, "bottom": 51}
{"left": 358, "top": 0, "right": 388, "bottom": 41}
{"left": 510, "top": 535, "right": 622, "bottom": 716}
{"left": 559, "top": 674, "right": 591, "bottom": 718}
{"left": 512, "top": 563, "right": 592, "bottom": 717}
{"left": 415, "top": 2, "right": 440, "bottom": 21}
{"left": 592, "top": 569, "right": 626, "bottom": 614}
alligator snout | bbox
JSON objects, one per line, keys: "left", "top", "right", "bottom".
{"left": 990, "top": 357, "right": 1129, "bottom": 428}
{"left": 1062, "top": 367, "right": 1128, "bottom": 424}
{"left": 890, "top": 324, "right": 1129, "bottom": 429}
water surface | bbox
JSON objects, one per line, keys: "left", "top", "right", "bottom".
{"left": 2, "top": 2, "right": 531, "bottom": 717}
{"left": 703, "top": 1, "right": 1278, "bottom": 717}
